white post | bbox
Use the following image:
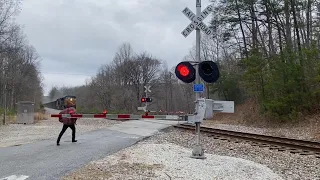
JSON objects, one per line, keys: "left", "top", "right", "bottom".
{"left": 144, "top": 85, "right": 151, "bottom": 113}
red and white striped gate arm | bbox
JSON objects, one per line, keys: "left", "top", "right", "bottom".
{"left": 50, "top": 114, "right": 181, "bottom": 120}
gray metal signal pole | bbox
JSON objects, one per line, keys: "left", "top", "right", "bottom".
{"left": 144, "top": 85, "right": 151, "bottom": 113}
{"left": 192, "top": 0, "right": 205, "bottom": 159}
{"left": 145, "top": 88, "right": 148, "bottom": 112}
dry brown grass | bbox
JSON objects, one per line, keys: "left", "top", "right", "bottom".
{"left": 63, "top": 161, "right": 164, "bottom": 180}
{"left": 4, "top": 115, "right": 17, "bottom": 124}
{"left": 205, "top": 98, "right": 268, "bottom": 127}
{"left": 0, "top": 111, "right": 49, "bottom": 125}
{"left": 204, "top": 98, "right": 320, "bottom": 128}
{"left": 203, "top": 98, "right": 320, "bottom": 140}
{"left": 34, "top": 112, "right": 49, "bottom": 123}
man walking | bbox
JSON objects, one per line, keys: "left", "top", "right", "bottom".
{"left": 56, "top": 99, "right": 78, "bottom": 146}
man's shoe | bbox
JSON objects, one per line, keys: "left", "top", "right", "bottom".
{"left": 57, "top": 143, "right": 60, "bottom": 146}
{"left": 72, "top": 140, "right": 77, "bottom": 143}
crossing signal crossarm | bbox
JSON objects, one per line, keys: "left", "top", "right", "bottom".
{"left": 141, "top": 97, "right": 152, "bottom": 102}
{"left": 174, "top": 61, "right": 219, "bottom": 84}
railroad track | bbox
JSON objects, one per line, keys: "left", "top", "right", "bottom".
{"left": 174, "top": 124, "right": 320, "bottom": 158}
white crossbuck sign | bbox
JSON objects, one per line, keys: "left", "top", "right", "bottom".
{"left": 144, "top": 86, "right": 151, "bottom": 93}
{"left": 181, "top": 4, "right": 214, "bottom": 38}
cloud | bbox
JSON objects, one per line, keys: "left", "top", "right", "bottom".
{"left": 16, "top": 0, "right": 213, "bottom": 95}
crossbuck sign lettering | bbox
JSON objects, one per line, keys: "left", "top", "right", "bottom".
{"left": 181, "top": 4, "right": 214, "bottom": 38}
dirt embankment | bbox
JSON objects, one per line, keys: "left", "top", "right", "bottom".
{"left": 203, "top": 99, "right": 320, "bottom": 141}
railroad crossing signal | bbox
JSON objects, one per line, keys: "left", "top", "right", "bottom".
{"left": 178, "top": 3, "right": 219, "bottom": 84}
{"left": 181, "top": 4, "right": 214, "bottom": 38}
{"left": 175, "top": 61, "right": 220, "bottom": 83}
{"left": 179, "top": 0, "right": 227, "bottom": 160}
{"left": 141, "top": 97, "right": 152, "bottom": 102}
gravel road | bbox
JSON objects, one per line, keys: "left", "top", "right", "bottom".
{"left": 0, "top": 118, "right": 121, "bottom": 147}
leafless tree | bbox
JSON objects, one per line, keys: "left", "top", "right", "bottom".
{"left": 0, "top": 0, "right": 43, "bottom": 125}
{"left": 52, "top": 42, "right": 197, "bottom": 114}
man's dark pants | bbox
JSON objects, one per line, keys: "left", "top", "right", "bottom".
{"left": 57, "top": 124, "right": 76, "bottom": 144}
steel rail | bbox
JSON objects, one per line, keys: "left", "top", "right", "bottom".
{"left": 174, "top": 124, "right": 320, "bottom": 156}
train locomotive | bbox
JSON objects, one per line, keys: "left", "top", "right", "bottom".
{"left": 55, "top": 95, "right": 76, "bottom": 110}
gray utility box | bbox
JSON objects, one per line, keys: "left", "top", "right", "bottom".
{"left": 16, "top": 101, "right": 35, "bottom": 124}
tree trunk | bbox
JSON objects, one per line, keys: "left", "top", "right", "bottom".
{"left": 284, "top": 0, "right": 292, "bottom": 51}
{"left": 290, "top": 0, "right": 302, "bottom": 55}
{"left": 306, "top": 0, "right": 311, "bottom": 46}
{"left": 265, "top": 0, "right": 275, "bottom": 55}
{"left": 235, "top": 0, "right": 248, "bottom": 58}
{"left": 250, "top": 1, "right": 258, "bottom": 50}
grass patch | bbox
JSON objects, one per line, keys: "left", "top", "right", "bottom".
{"left": 0, "top": 115, "right": 17, "bottom": 124}
{"left": 0, "top": 108, "right": 49, "bottom": 125}
{"left": 34, "top": 112, "right": 49, "bottom": 122}
{"left": 62, "top": 162, "right": 164, "bottom": 180}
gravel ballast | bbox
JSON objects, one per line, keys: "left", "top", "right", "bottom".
{"left": 63, "top": 142, "right": 283, "bottom": 180}
{"left": 0, "top": 118, "right": 121, "bottom": 147}
{"left": 63, "top": 126, "right": 319, "bottom": 180}
{"left": 144, "top": 128, "right": 320, "bottom": 180}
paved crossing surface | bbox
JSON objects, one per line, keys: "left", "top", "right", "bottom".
{"left": 0, "top": 119, "right": 181, "bottom": 180}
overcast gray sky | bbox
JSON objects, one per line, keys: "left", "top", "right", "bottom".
{"left": 16, "top": 0, "right": 212, "bottom": 96}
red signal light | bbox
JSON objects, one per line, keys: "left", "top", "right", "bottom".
{"left": 177, "top": 64, "right": 190, "bottom": 77}
{"left": 141, "top": 98, "right": 146, "bottom": 102}
{"left": 175, "top": 61, "right": 196, "bottom": 83}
